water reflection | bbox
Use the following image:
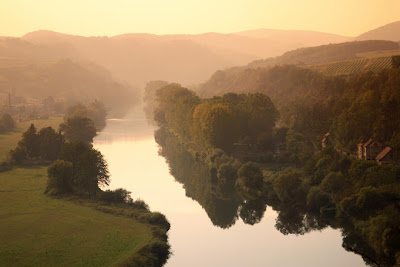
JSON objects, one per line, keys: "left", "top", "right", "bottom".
{"left": 94, "top": 109, "right": 366, "bottom": 267}
{"left": 156, "top": 125, "right": 265, "bottom": 228}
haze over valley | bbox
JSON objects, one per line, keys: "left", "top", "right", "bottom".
{"left": 1, "top": 1, "right": 400, "bottom": 266}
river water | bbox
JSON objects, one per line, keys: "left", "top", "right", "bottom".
{"left": 94, "top": 109, "right": 366, "bottom": 267}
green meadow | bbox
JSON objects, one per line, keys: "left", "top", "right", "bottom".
{"left": 0, "top": 167, "right": 155, "bottom": 266}
{"left": 0, "top": 118, "right": 167, "bottom": 266}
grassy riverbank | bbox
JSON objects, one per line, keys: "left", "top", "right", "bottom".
{"left": 0, "top": 118, "right": 170, "bottom": 266}
{"left": 0, "top": 166, "right": 169, "bottom": 266}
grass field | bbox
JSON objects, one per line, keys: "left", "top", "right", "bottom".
{"left": 0, "top": 167, "right": 155, "bottom": 266}
{"left": 0, "top": 117, "right": 169, "bottom": 266}
{"left": 0, "top": 117, "right": 63, "bottom": 162}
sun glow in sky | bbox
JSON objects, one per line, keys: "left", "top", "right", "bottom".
{"left": 1, "top": 0, "right": 400, "bottom": 37}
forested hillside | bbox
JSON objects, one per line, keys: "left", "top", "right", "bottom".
{"left": 153, "top": 65, "right": 400, "bottom": 266}
{"left": 248, "top": 40, "right": 399, "bottom": 68}
{"left": 0, "top": 58, "right": 138, "bottom": 116}
{"left": 200, "top": 64, "right": 400, "bottom": 153}
{"left": 20, "top": 29, "right": 351, "bottom": 86}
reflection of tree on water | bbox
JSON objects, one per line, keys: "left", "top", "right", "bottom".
{"left": 156, "top": 128, "right": 266, "bottom": 228}
{"left": 239, "top": 199, "right": 266, "bottom": 225}
{"left": 155, "top": 128, "right": 394, "bottom": 266}
{"left": 272, "top": 204, "right": 328, "bottom": 235}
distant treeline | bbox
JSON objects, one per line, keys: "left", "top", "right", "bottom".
{"left": 248, "top": 40, "right": 400, "bottom": 68}
{"left": 0, "top": 113, "right": 15, "bottom": 133}
{"left": 200, "top": 64, "right": 400, "bottom": 153}
{"left": 154, "top": 84, "right": 278, "bottom": 152}
{"left": 8, "top": 101, "right": 107, "bottom": 166}
{"left": 0, "top": 59, "right": 138, "bottom": 117}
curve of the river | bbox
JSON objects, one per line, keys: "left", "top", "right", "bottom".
{"left": 94, "top": 109, "right": 366, "bottom": 267}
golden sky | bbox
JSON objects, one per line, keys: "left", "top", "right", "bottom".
{"left": 1, "top": 0, "right": 400, "bottom": 37}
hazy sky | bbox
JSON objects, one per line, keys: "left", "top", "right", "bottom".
{"left": 1, "top": 0, "right": 400, "bottom": 37}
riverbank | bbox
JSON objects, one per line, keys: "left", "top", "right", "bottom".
{"left": 0, "top": 166, "right": 169, "bottom": 266}
{"left": 0, "top": 117, "right": 170, "bottom": 266}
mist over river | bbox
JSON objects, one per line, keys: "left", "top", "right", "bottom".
{"left": 93, "top": 108, "right": 366, "bottom": 267}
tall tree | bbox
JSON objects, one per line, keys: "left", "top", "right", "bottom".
{"left": 59, "top": 116, "right": 97, "bottom": 143}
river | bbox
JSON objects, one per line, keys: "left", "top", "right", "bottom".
{"left": 94, "top": 109, "right": 366, "bottom": 267}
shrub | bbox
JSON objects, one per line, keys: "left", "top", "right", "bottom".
{"left": 131, "top": 199, "right": 149, "bottom": 210}
{"left": 98, "top": 188, "right": 133, "bottom": 204}
{"left": 9, "top": 147, "right": 27, "bottom": 164}
{"left": 146, "top": 212, "right": 170, "bottom": 230}
{"left": 45, "top": 160, "right": 73, "bottom": 195}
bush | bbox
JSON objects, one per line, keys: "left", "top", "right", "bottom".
{"left": 147, "top": 240, "right": 171, "bottom": 266}
{"left": 1, "top": 113, "right": 15, "bottom": 131}
{"left": 9, "top": 147, "right": 27, "bottom": 164}
{"left": 98, "top": 188, "right": 133, "bottom": 204}
{"left": 146, "top": 212, "right": 170, "bottom": 230}
{"left": 45, "top": 160, "right": 73, "bottom": 195}
{"left": 131, "top": 199, "right": 149, "bottom": 211}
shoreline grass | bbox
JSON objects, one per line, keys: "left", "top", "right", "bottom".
{"left": 0, "top": 166, "right": 162, "bottom": 266}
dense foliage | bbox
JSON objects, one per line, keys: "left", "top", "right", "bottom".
{"left": 65, "top": 101, "right": 108, "bottom": 131}
{"left": 59, "top": 116, "right": 97, "bottom": 143}
{"left": 9, "top": 124, "right": 63, "bottom": 163}
{"left": 155, "top": 84, "right": 278, "bottom": 152}
{"left": 195, "top": 63, "right": 400, "bottom": 265}
{"left": 201, "top": 64, "right": 400, "bottom": 153}
{"left": 264, "top": 147, "right": 400, "bottom": 266}
{"left": 0, "top": 114, "right": 16, "bottom": 133}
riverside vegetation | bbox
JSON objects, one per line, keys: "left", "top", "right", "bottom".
{"left": 148, "top": 63, "right": 400, "bottom": 266}
{"left": 0, "top": 103, "right": 170, "bottom": 266}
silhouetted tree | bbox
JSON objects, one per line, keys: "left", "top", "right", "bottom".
{"left": 59, "top": 116, "right": 97, "bottom": 143}
{"left": 45, "top": 160, "right": 73, "bottom": 195}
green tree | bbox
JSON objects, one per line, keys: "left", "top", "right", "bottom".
{"left": 236, "top": 162, "right": 264, "bottom": 189}
{"left": 59, "top": 116, "right": 97, "bottom": 143}
{"left": 59, "top": 142, "right": 109, "bottom": 197}
{"left": 1, "top": 113, "right": 16, "bottom": 131}
{"left": 193, "top": 101, "right": 238, "bottom": 151}
{"left": 237, "top": 93, "right": 278, "bottom": 143}
{"left": 37, "top": 127, "right": 63, "bottom": 161}
{"left": 273, "top": 169, "right": 305, "bottom": 203}
{"left": 18, "top": 124, "right": 39, "bottom": 158}
{"left": 87, "top": 100, "right": 107, "bottom": 131}
{"left": 45, "top": 160, "right": 73, "bottom": 195}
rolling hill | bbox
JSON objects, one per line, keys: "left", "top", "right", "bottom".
{"left": 356, "top": 21, "right": 400, "bottom": 42}
{"left": 21, "top": 29, "right": 352, "bottom": 86}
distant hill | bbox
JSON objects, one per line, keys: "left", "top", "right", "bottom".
{"left": 21, "top": 29, "right": 352, "bottom": 86}
{"left": 0, "top": 38, "right": 77, "bottom": 64}
{"left": 356, "top": 21, "right": 400, "bottom": 42}
{"left": 198, "top": 40, "right": 400, "bottom": 98}
{"left": 248, "top": 40, "right": 400, "bottom": 68}
{"left": 235, "top": 28, "right": 352, "bottom": 48}
{"left": 307, "top": 56, "right": 400, "bottom": 76}
{"left": 0, "top": 58, "right": 138, "bottom": 116}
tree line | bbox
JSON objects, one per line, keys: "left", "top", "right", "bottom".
{"left": 154, "top": 84, "right": 279, "bottom": 153}
{"left": 7, "top": 101, "right": 116, "bottom": 199}
{"left": 151, "top": 63, "right": 400, "bottom": 265}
